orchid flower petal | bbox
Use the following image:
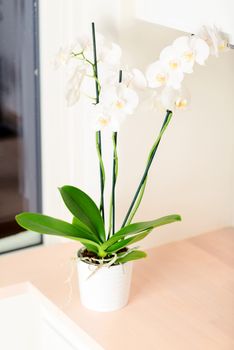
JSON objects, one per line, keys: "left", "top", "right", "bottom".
{"left": 173, "top": 36, "right": 195, "bottom": 73}
{"left": 54, "top": 47, "right": 72, "bottom": 69}
{"left": 100, "top": 84, "right": 139, "bottom": 117}
{"left": 153, "top": 86, "right": 190, "bottom": 112}
{"left": 167, "top": 70, "right": 184, "bottom": 89}
{"left": 191, "top": 37, "right": 210, "bottom": 65}
{"left": 160, "top": 46, "right": 183, "bottom": 73}
{"left": 198, "top": 26, "right": 229, "bottom": 57}
{"left": 131, "top": 68, "right": 147, "bottom": 89}
{"left": 146, "top": 61, "right": 169, "bottom": 88}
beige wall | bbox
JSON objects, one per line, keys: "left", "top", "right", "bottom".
{"left": 39, "top": 1, "right": 234, "bottom": 247}
{"left": 117, "top": 19, "right": 234, "bottom": 247}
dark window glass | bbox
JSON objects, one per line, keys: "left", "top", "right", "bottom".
{"left": 0, "top": 0, "right": 42, "bottom": 251}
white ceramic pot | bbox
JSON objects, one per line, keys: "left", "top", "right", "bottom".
{"left": 77, "top": 257, "right": 133, "bottom": 312}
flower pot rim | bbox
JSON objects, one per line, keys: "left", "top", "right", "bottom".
{"left": 77, "top": 247, "right": 129, "bottom": 268}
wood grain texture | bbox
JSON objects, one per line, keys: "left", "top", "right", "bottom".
{"left": 0, "top": 228, "right": 233, "bottom": 349}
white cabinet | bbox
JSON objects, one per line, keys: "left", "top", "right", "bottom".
{"left": 0, "top": 283, "right": 103, "bottom": 350}
{"left": 135, "top": 0, "right": 234, "bottom": 42}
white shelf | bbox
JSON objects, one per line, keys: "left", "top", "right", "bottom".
{"left": 0, "top": 283, "right": 103, "bottom": 350}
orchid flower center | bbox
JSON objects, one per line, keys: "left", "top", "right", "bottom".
{"left": 99, "top": 117, "right": 109, "bottom": 126}
{"left": 115, "top": 99, "right": 125, "bottom": 109}
{"left": 218, "top": 40, "right": 227, "bottom": 51}
{"left": 156, "top": 73, "right": 166, "bottom": 84}
{"left": 183, "top": 51, "right": 194, "bottom": 62}
{"left": 169, "top": 60, "right": 180, "bottom": 70}
{"left": 175, "top": 98, "right": 188, "bottom": 109}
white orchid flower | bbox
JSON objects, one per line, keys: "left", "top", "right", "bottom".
{"left": 100, "top": 84, "right": 139, "bottom": 116}
{"left": 70, "top": 35, "right": 122, "bottom": 90}
{"left": 152, "top": 86, "right": 190, "bottom": 113}
{"left": 72, "top": 33, "right": 121, "bottom": 68}
{"left": 97, "top": 44, "right": 122, "bottom": 86}
{"left": 72, "top": 33, "right": 105, "bottom": 61}
{"left": 198, "top": 26, "right": 229, "bottom": 56}
{"left": 75, "top": 33, "right": 92, "bottom": 52}
{"left": 97, "top": 67, "right": 146, "bottom": 90}
{"left": 155, "top": 87, "right": 177, "bottom": 112}
{"left": 97, "top": 65, "right": 119, "bottom": 86}
{"left": 54, "top": 35, "right": 94, "bottom": 69}
{"left": 159, "top": 46, "right": 184, "bottom": 89}
{"left": 54, "top": 46, "right": 73, "bottom": 69}
{"left": 173, "top": 36, "right": 209, "bottom": 73}
{"left": 90, "top": 104, "right": 124, "bottom": 132}
{"left": 146, "top": 61, "right": 169, "bottom": 88}
{"left": 93, "top": 108, "right": 112, "bottom": 131}
{"left": 123, "top": 68, "right": 147, "bottom": 89}
{"left": 174, "top": 87, "right": 190, "bottom": 111}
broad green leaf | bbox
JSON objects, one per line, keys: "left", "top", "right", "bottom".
{"left": 106, "top": 230, "right": 151, "bottom": 253}
{"left": 116, "top": 250, "right": 147, "bottom": 264}
{"left": 101, "top": 214, "right": 181, "bottom": 250}
{"left": 65, "top": 236, "right": 100, "bottom": 253}
{"left": 72, "top": 216, "right": 99, "bottom": 241}
{"left": 72, "top": 220, "right": 100, "bottom": 254}
{"left": 72, "top": 216, "right": 92, "bottom": 232}
{"left": 15, "top": 212, "right": 100, "bottom": 245}
{"left": 116, "top": 214, "right": 181, "bottom": 238}
{"left": 59, "top": 186, "right": 105, "bottom": 242}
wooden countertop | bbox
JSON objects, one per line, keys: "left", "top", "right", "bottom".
{"left": 0, "top": 228, "right": 234, "bottom": 349}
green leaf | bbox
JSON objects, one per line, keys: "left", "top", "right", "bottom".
{"left": 15, "top": 212, "right": 100, "bottom": 246}
{"left": 116, "top": 250, "right": 147, "bottom": 264}
{"left": 73, "top": 218, "right": 100, "bottom": 254}
{"left": 64, "top": 235, "right": 100, "bottom": 253}
{"left": 59, "top": 186, "right": 105, "bottom": 242}
{"left": 117, "top": 214, "right": 181, "bottom": 238}
{"left": 106, "top": 230, "right": 151, "bottom": 253}
{"left": 72, "top": 217, "right": 95, "bottom": 235}
{"left": 63, "top": 235, "right": 101, "bottom": 252}
{"left": 102, "top": 214, "right": 181, "bottom": 250}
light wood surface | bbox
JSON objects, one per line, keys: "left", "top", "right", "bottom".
{"left": 0, "top": 228, "right": 233, "bottom": 349}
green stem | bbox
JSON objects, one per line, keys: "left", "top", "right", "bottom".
{"left": 92, "top": 22, "right": 105, "bottom": 223}
{"left": 91, "top": 23, "right": 100, "bottom": 104}
{"left": 126, "top": 177, "right": 147, "bottom": 226}
{"left": 108, "top": 132, "right": 118, "bottom": 239}
{"left": 121, "top": 110, "right": 173, "bottom": 227}
{"left": 108, "top": 70, "right": 122, "bottom": 239}
{"left": 95, "top": 131, "right": 106, "bottom": 188}
{"left": 113, "top": 132, "right": 118, "bottom": 234}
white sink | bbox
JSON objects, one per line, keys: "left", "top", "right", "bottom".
{"left": 0, "top": 283, "right": 103, "bottom": 350}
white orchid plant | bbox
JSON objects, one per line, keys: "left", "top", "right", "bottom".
{"left": 16, "top": 24, "right": 230, "bottom": 265}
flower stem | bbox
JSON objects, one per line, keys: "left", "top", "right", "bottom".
{"left": 108, "top": 70, "right": 122, "bottom": 239}
{"left": 112, "top": 132, "right": 118, "bottom": 234}
{"left": 125, "top": 177, "right": 147, "bottom": 226}
{"left": 92, "top": 22, "right": 105, "bottom": 223}
{"left": 121, "top": 110, "right": 173, "bottom": 227}
{"left": 108, "top": 132, "right": 118, "bottom": 238}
